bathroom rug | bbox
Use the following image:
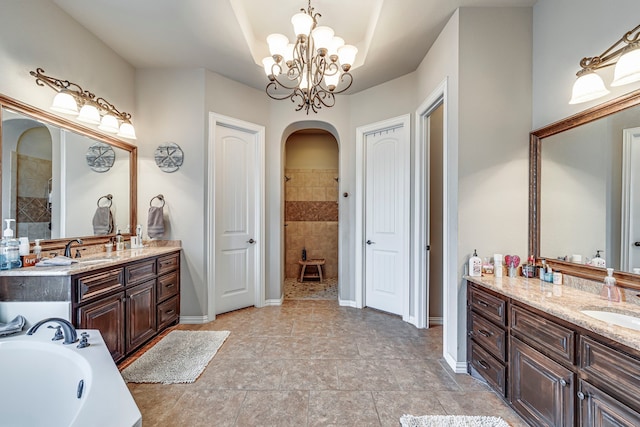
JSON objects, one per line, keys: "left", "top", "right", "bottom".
{"left": 400, "top": 415, "right": 510, "bottom": 427}
{"left": 121, "top": 330, "right": 230, "bottom": 384}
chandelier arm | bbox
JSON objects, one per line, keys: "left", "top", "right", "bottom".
{"left": 30, "top": 68, "right": 86, "bottom": 96}
{"left": 95, "top": 97, "right": 131, "bottom": 121}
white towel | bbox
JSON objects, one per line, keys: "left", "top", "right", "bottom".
{"left": 35, "top": 256, "right": 77, "bottom": 267}
{"left": 0, "top": 315, "right": 26, "bottom": 337}
{"left": 92, "top": 206, "right": 114, "bottom": 235}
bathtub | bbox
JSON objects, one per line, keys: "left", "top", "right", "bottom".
{"left": 0, "top": 328, "right": 141, "bottom": 427}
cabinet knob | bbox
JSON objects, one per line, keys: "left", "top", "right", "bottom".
{"left": 560, "top": 378, "right": 567, "bottom": 387}
{"left": 577, "top": 391, "right": 586, "bottom": 400}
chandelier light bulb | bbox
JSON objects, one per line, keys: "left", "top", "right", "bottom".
{"left": 324, "top": 72, "right": 340, "bottom": 91}
{"left": 117, "top": 120, "right": 137, "bottom": 140}
{"left": 611, "top": 45, "right": 640, "bottom": 87}
{"left": 328, "top": 36, "right": 345, "bottom": 60}
{"left": 291, "top": 12, "right": 313, "bottom": 38}
{"left": 569, "top": 71, "right": 610, "bottom": 104}
{"left": 98, "top": 114, "right": 120, "bottom": 133}
{"left": 262, "top": 57, "right": 277, "bottom": 78}
{"left": 50, "top": 90, "right": 79, "bottom": 116}
{"left": 77, "top": 101, "right": 101, "bottom": 125}
{"left": 338, "top": 45, "right": 358, "bottom": 69}
{"left": 312, "top": 26, "right": 335, "bottom": 54}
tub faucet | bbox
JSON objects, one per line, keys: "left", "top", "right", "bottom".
{"left": 64, "top": 238, "right": 83, "bottom": 258}
{"left": 27, "top": 318, "right": 78, "bottom": 345}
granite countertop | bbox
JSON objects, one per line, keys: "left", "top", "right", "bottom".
{"left": 466, "top": 275, "right": 640, "bottom": 352}
{"left": 0, "top": 245, "right": 181, "bottom": 277}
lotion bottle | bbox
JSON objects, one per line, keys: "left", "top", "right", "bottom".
{"left": 494, "top": 254, "right": 503, "bottom": 278}
{"left": 468, "top": 249, "right": 482, "bottom": 277}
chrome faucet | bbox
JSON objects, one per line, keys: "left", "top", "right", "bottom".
{"left": 64, "top": 238, "right": 83, "bottom": 258}
{"left": 27, "top": 318, "right": 78, "bottom": 345}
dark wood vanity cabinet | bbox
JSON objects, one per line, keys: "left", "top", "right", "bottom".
{"left": 467, "top": 280, "right": 640, "bottom": 427}
{"left": 73, "top": 251, "right": 180, "bottom": 363}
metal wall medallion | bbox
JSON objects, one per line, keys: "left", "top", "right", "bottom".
{"left": 86, "top": 142, "right": 115, "bottom": 173}
{"left": 154, "top": 142, "right": 184, "bottom": 173}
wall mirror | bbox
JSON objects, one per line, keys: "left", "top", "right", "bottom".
{"left": 0, "top": 94, "right": 137, "bottom": 249}
{"left": 530, "top": 89, "right": 640, "bottom": 288}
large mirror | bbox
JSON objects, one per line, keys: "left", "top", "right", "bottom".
{"left": 530, "top": 89, "right": 640, "bottom": 288}
{"left": 0, "top": 95, "right": 137, "bottom": 248}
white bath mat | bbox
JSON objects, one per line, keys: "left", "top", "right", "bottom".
{"left": 400, "top": 415, "right": 510, "bottom": 427}
{"left": 121, "top": 330, "right": 229, "bottom": 384}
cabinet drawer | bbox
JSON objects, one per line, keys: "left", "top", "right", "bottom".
{"left": 511, "top": 304, "right": 575, "bottom": 365}
{"left": 580, "top": 336, "right": 640, "bottom": 410}
{"left": 76, "top": 268, "right": 124, "bottom": 303}
{"left": 470, "top": 341, "right": 506, "bottom": 397}
{"left": 158, "top": 253, "right": 179, "bottom": 275}
{"left": 157, "top": 271, "right": 179, "bottom": 303}
{"left": 125, "top": 259, "right": 157, "bottom": 285}
{"left": 157, "top": 296, "right": 179, "bottom": 330}
{"left": 469, "top": 286, "right": 507, "bottom": 326}
{"left": 470, "top": 312, "right": 507, "bottom": 361}
{"left": 578, "top": 379, "right": 640, "bottom": 426}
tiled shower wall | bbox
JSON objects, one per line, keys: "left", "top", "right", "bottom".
{"left": 15, "top": 153, "right": 51, "bottom": 240}
{"left": 285, "top": 168, "right": 338, "bottom": 278}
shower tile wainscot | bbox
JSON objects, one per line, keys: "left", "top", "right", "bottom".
{"left": 0, "top": 244, "right": 181, "bottom": 363}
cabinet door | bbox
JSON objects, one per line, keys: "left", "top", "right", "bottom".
{"left": 77, "top": 293, "right": 125, "bottom": 362}
{"left": 579, "top": 380, "right": 640, "bottom": 427}
{"left": 126, "top": 280, "right": 157, "bottom": 352}
{"left": 511, "top": 337, "right": 575, "bottom": 427}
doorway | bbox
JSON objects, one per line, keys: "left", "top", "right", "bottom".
{"left": 283, "top": 129, "right": 339, "bottom": 300}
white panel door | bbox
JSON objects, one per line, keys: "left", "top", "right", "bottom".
{"left": 214, "top": 124, "right": 258, "bottom": 314}
{"left": 622, "top": 127, "right": 640, "bottom": 271}
{"left": 364, "top": 124, "right": 409, "bottom": 315}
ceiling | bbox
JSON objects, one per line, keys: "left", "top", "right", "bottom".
{"left": 52, "top": 0, "right": 536, "bottom": 94}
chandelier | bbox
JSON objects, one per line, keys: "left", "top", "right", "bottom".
{"left": 30, "top": 68, "right": 136, "bottom": 139}
{"left": 262, "top": 0, "right": 358, "bottom": 114}
{"left": 569, "top": 24, "right": 640, "bottom": 104}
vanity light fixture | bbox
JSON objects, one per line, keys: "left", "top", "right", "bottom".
{"left": 569, "top": 24, "right": 640, "bottom": 104}
{"left": 262, "top": 0, "right": 357, "bottom": 114}
{"left": 30, "top": 68, "right": 137, "bottom": 139}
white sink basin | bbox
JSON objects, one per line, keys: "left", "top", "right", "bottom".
{"left": 78, "top": 258, "right": 113, "bottom": 265}
{"left": 581, "top": 310, "right": 640, "bottom": 332}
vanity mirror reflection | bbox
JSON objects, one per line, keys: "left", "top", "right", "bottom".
{"left": 530, "top": 89, "right": 640, "bottom": 288}
{"left": 0, "top": 94, "right": 137, "bottom": 249}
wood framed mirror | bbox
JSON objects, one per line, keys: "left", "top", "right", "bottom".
{"left": 530, "top": 88, "right": 640, "bottom": 289}
{"left": 0, "top": 94, "right": 137, "bottom": 251}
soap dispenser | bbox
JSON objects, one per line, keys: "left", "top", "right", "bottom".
{"left": 0, "top": 219, "right": 21, "bottom": 269}
{"left": 592, "top": 250, "right": 606, "bottom": 268}
{"left": 468, "top": 249, "right": 482, "bottom": 277}
{"left": 600, "top": 268, "right": 621, "bottom": 302}
{"left": 33, "top": 239, "right": 43, "bottom": 261}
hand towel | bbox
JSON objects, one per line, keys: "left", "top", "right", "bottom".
{"left": 148, "top": 206, "right": 165, "bottom": 238}
{"left": 35, "top": 256, "right": 77, "bottom": 267}
{"left": 0, "top": 315, "right": 26, "bottom": 337}
{"left": 92, "top": 206, "right": 114, "bottom": 235}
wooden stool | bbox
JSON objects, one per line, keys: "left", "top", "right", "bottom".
{"left": 298, "top": 259, "right": 325, "bottom": 283}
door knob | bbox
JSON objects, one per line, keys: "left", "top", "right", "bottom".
{"left": 247, "top": 238, "right": 256, "bottom": 244}
{"left": 634, "top": 242, "right": 640, "bottom": 247}
{"left": 366, "top": 240, "right": 375, "bottom": 245}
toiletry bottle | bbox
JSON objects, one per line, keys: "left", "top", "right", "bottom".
{"left": 592, "top": 250, "right": 606, "bottom": 268}
{"left": 482, "top": 257, "right": 494, "bottom": 275}
{"left": 469, "top": 249, "right": 482, "bottom": 277}
{"left": 33, "top": 239, "right": 42, "bottom": 261}
{"left": 1, "top": 219, "right": 21, "bottom": 269}
{"left": 494, "top": 254, "right": 503, "bottom": 278}
{"left": 116, "top": 228, "right": 124, "bottom": 251}
{"left": 600, "top": 268, "right": 621, "bottom": 302}
{"left": 302, "top": 247, "right": 307, "bottom": 261}
{"left": 136, "top": 224, "right": 143, "bottom": 248}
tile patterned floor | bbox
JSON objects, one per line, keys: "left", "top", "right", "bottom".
{"left": 284, "top": 277, "right": 338, "bottom": 300}
{"left": 127, "top": 300, "right": 526, "bottom": 426}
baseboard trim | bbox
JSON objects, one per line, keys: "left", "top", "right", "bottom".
{"left": 264, "top": 296, "right": 284, "bottom": 306}
{"left": 444, "top": 352, "right": 467, "bottom": 374}
{"left": 429, "top": 316, "right": 444, "bottom": 325}
{"left": 179, "top": 315, "right": 209, "bottom": 324}
{"left": 338, "top": 298, "right": 357, "bottom": 308}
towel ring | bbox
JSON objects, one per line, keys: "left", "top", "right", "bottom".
{"left": 97, "top": 194, "right": 113, "bottom": 208}
{"left": 150, "top": 194, "right": 165, "bottom": 208}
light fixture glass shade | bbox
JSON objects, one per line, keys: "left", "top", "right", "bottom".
{"left": 324, "top": 72, "right": 340, "bottom": 90}
{"left": 50, "top": 90, "right": 79, "bottom": 115}
{"left": 98, "top": 114, "right": 120, "bottom": 133}
{"left": 267, "top": 33, "right": 289, "bottom": 59}
{"left": 328, "top": 36, "right": 345, "bottom": 57}
{"left": 312, "top": 26, "right": 334, "bottom": 51}
{"left": 611, "top": 46, "right": 640, "bottom": 87}
{"left": 117, "top": 121, "right": 137, "bottom": 139}
{"left": 338, "top": 45, "right": 358, "bottom": 67}
{"left": 77, "top": 101, "right": 101, "bottom": 124}
{"left": 291, "top": 12, "right": 313, "bottom": 37}
{"left": 569, "top": 71, "right": 610, "bottom": 104}
{"left": 262, "top": 57, "right": 277, "bottom": 77}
